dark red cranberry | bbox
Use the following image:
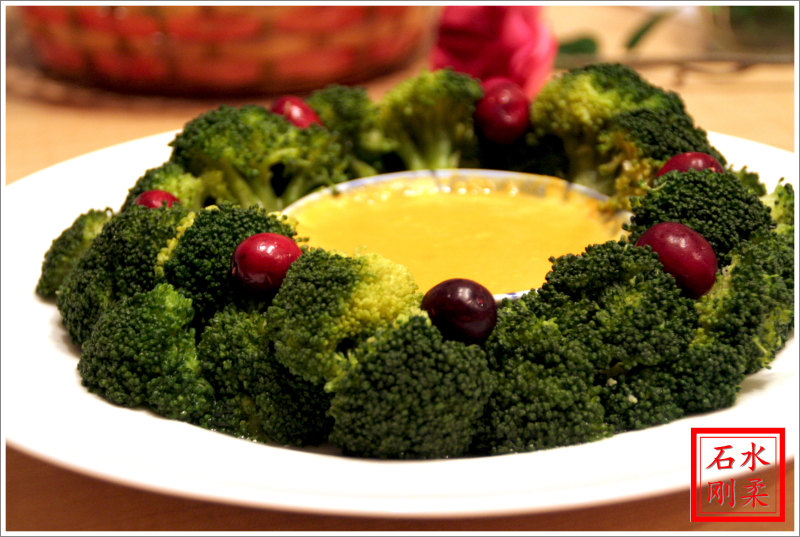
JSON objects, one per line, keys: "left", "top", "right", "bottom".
{"left": 474, "top": 78, "right": 530, "bottom": 144}
{"left": 635, "top": 222, "right": 718, "bottom": 298}
{"left": 421, "top": 278, "right": 498, "bottom": 344}
{"left": 656, "top": 152, "right": 724, "bottom": 177}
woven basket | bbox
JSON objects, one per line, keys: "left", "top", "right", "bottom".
{"left": 19, "top": 5, "right": 438, "bottom": 96}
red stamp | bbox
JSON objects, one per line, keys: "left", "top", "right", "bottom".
{"left": 691, "top": 428, "right": 785, "bottom": 522}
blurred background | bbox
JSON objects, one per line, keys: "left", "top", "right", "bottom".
{"left": 5, "top": 4, "right": 795, "bottom": 183}
{"left": 11, "top": 5, "right": 439, "bottom": 96}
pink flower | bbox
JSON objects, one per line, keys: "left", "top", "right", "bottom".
{"left": 431, "top": 6, "right": 557, "bottom": 98}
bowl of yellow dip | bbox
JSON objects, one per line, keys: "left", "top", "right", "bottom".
{"left": 283, "top": 169, "right": 629, "bottom": 300}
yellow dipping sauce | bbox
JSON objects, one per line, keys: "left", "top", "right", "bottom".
{"left": 286, "top": 173, "right": 626, "bottom": 296}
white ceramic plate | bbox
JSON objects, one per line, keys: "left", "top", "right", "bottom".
{"left": 2, "top": 131, "right": 797, "bottom": 518}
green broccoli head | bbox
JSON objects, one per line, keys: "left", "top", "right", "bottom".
{"left": 599, "top": 227, "right": 794, "bottom": 424}
{"left": 482, "top": 64, "right": 704, "bottom": 181}
{"left": 120, "top": 161, "right": 207, "bottom": 212}
{"left": 760, "top": 181, "right": 795, "bottom": 237}
{"left": 306, "top": 84, "right": 394, "bottom": 176}
{"left": 729, "top": 166, "right": 767, "bottom": 197}
{"left": 539, "top": 239, "right": 698, "bottom": 373}
{"left": 78, "top": 283, "right": 214, "bottom": 424}
{"left": 475, "top": 359, "right": 610, "bottom": 455}
{"left": 168, "top": 104, "right": 351, "bottom": 211}
{"left": 530, "top": 63, "right": 685, "bottom": 146}
{"left": 266, "top": 248, "right": 423, "bottom": 385}
{"left": 481, "top": 240, "right": 699, "bottom": 440}
{"left": 526, "top": 240, "right": 695, "bottom": 434}
{"left": 159, "top": 202, "right": 299, "bottom": 324}
{"left": 56, "top": 204, "right": 191, "bottom": 346}
{"left": 593, "top": 108, "right": 726, "bottom": 210}
{"left": 36, "top": 208, "right": 113, "bottom": 299}
{"left": 599, "top": 368, "right": 685, "bottom": 433}
{"left": 604, "top": 309, "right": 756, "bottom": 423}
{"left": 671, "top": 332, "right": 747, "bottom": 414}
{"left": 695, "top": 229, "right": 794, "bottom": 374}
{"left": 327, "top": 314, "right": 494, "bottom": 459}
{"left": 486, "top": 290, "right": 595, "bottom": 378}
{"left": 306, "top": 84, "right": 373, "bottom": 143}
{"left": 197, "top": 305, "right": 332, "bottom": 446}
{"left": 625, "top": 169, "right": 776, "bottom": 265}
{"left": 477, "top": 292, "right": 611, "bottom": 454}
{"left": 527, "top": 63, "right": 722, "bottom": 207}
{"left": 375, "top": 68, "right": 484, "bottom": 170}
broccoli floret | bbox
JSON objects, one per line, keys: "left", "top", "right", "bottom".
{"left": 78, "top": 283, "right": 214, "bottom": 424}
{"left": 169, "top": 104, "right": 351, "bottom": 211}
{"left": 36, "top": 208, "right": 113, "bottom": 299}
{"left": 327, "top": 314, "right": 494, "bottom": 459}
{"left": 599, "top": 367, "right": 686, "bottom": 433}
{"left": 120, "top": 161, "right": 207, "bottom": 212}
{"left": 528, "top": 63, "right": 724, "bottom": 209}
{"left": 159, "top": 202, "right": 299, "bottom": 324}
{"left": 540, "top": 240, "right": 698, "bottom": 372}
{"left": 695, "top": 230, "right": 794, "bottom": 374}
{"left": 476, "top": 359, "right": 609, "bottom": 455}
{"left": 729, "top": 166, "right": 767, "bottom": 197}
{"left": 575, "top": 228, "right": 794, "bottom": 423}
{"left": 374, "top": 68, "right": 484, "bottom": 170}
{"left": 266, "top": 248, "right": 423, "bottom": 385}
{"left": 56, "top": 204, "right": 191, "bottom": 346}
{"left": 625, "top": 168, "right": 775, "bottom": 265}
{"left": 196, "top": 305, "right": 332, "bottom": 446}
{"left": 671, "top": 333, "right": 747, "bottom": 414}
{"left": 306, "top": 84, "right": 394, "bottom": 176}
{"left": 539, "top": 240, "right": 699, "bottom": 433}
{"left": 761, "top": 181, "right": 795, "bottom": 237}
{"left": 481, "top": 240, "right": 699, "bottom": 440}
{"left": 605, "top": 225, "right": 795, "bottom": 417}
{"left": 476, "top": 292, "right": 611, "bottom": 455}
{"left": 530, "top": 63, "right": 686, "bottom": 144}
{"left": 307, "top": 85, "right": 373, "bottom": 144}
{"left": 593, "top": 108, "right": 726, "bottom": 210}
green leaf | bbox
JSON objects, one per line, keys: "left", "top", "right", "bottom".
{"left": 625, "top": 9, "right": 675, "bottom": 51}
{"left": 557, "top": 36, "right": 599, "bottom": 56}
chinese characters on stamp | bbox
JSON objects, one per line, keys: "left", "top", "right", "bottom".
{"left": 691, "top": 428, "right": 785, "bottom": 522}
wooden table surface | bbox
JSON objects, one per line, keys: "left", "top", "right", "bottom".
{"left": 4, "top": 5, "right": 796, "bottom": 531}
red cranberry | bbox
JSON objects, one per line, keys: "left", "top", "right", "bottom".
{"left": 656, "top": 152, "right": 724, "bottom": 177}
{"left": 474, "top": 78, "right": 530, "bottom": 144}
{"left": 421, "top": 278, "right": 498, "bottom": 344}
{"left": 134, "top": 190, "right": 179, "bottom": 209}
{"left": 231, "top": 233, "right": 302, "bottom": 294}
{"left": 635, "top": 222, "right": 718, "bottom": 298}
{"left": 270, "top": 95, "right": 323, "bottom": 128}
